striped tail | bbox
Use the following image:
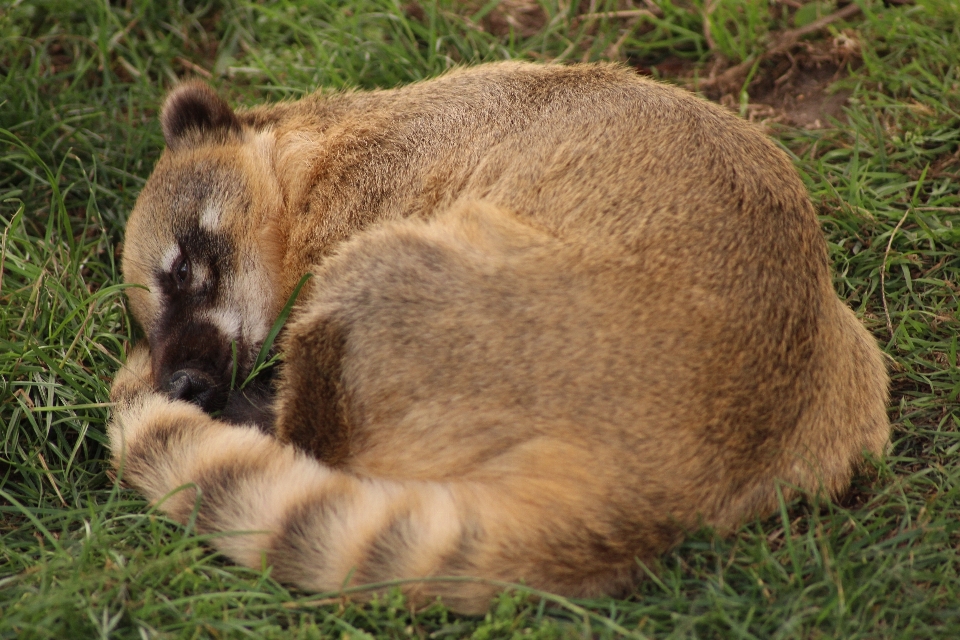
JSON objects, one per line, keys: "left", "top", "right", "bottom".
{"left": 109, "top": 365, "right": 643, "bottom": 614}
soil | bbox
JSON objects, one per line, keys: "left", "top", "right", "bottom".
{"left": 692, "top": 29, "right": 863, "bottom": 129}
{"left": 741, "top": 59, "right": 853, "bottom": 129}
{"left": 411, "top": 1, "right": 862, "bottom": 130}
{"left": 634, "top": 52, "right": 853, "bottom": 129}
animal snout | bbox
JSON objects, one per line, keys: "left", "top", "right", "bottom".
{"left": 163, "top": 368, "right": 221, "bottom": 412}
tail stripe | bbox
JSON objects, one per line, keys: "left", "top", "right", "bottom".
{"left": 266, "top": 487, "right": 356, "bottom": 586}
{"left": 113, "top": 394, "right": 485, "bottom": 605}
{"left": 352, "top": 506, "right": 416, "bottom": 584}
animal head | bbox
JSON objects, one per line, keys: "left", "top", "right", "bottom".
{"left": 123, "top": 82, "right": 283, "bottom": 412}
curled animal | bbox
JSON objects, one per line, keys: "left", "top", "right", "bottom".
{"left": 109, "top": 62, "right": 890, "bottom": 613}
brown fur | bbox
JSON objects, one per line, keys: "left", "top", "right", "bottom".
{"left": 110, "top": 62, "right": 890, "bottom": 613}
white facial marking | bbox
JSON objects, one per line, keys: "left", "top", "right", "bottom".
{"left": 204, "top": 308, "right": 242, "bottom": 342}
{"left": 160, "top": 244, "right": 180, "bottom": 274}
{"left": 200, "top": 201, "right": 222, "bottom": 231}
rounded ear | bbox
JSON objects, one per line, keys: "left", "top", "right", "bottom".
{"left": 160, "top": 81, "right": 241, "bottom": 151}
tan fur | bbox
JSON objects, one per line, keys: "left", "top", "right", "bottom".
{"left": 110, "top": 62, "right": 890, "bottom": 613}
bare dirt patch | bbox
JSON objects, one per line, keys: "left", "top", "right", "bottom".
{"left": 700, "top": 33, "right": 861, "bottom": 129}
{"left": 749, "top": 61, "right": 852, "bottom": 129}
{"left": 692, "top": 4, "right": 865, "bottom": 129}
{"left": 607, "top": 2, "right": 866, "bottom": 130}
{"left": 409, "top": 1, "right": 865, "bottom": 130}
{"left": 633, "top": 52, "right": 852, "bottom": 130}
{"left": 478, "top": 0, "right": 549, "bottom": 38}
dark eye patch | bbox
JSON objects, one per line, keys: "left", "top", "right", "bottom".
{"left": 157, "top": 228, "right": 232, "bottom": 304}
{"left": 174, "top": 254, "right": 191, "bottom": 289}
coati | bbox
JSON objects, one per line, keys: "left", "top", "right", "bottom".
{"left": 109, "top": 61, "right": 890, "bottom": 613}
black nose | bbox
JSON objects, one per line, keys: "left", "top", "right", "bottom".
{"left": 164, "top": 368, "right": 221, "bottom": 411}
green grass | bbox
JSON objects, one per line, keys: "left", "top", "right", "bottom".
{"left": 2, "top": 0, "right": 960, "bottom": 637}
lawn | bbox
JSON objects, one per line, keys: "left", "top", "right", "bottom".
{"left": 2, "top": 0, "right": 960, "bottom": 637}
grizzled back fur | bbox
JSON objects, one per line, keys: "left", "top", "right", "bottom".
{"left": 110, "top": 62, "right": 890, "bottom": 613}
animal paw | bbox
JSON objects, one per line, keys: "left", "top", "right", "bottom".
{"left": 108, "top": 343, "right": 171, "bottom": 467}
{"left": 110, "top": 343, "right": 155, "bottom": 407}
